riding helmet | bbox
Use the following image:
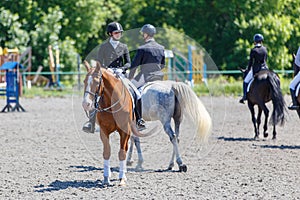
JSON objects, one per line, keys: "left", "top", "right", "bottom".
{"left": 253, "top": 33, "right": 264, "bottom": 43}
{"left": 140, "top": 24, "right": 156, "bottom": 37}
{"left": 106, "top": 22, "right": 123, "bottom": 35}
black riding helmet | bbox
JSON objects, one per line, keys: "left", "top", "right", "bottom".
{"left": 253, "top": 33, "right": 264, "bottom": 43}
{"left": 106, "top": 22, "right": 123, "bottom": 35}
{"left": 140, "top": 24, "right": 156, "bottom": 37}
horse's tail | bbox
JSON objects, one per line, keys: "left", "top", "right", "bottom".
{"left": 171, "top": 82, "right": 212, "bottom": 142}
{"left": 268, "top": 73, "right": 286, "bottom": 126}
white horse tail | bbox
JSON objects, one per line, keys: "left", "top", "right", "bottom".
{"left": 171, "top": 82, "right": 212, "bottom": 142}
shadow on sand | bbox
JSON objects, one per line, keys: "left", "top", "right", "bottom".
{"left": 258, "top": 144, "right": 300, "bottom": 150}
{"left": 34, "top": 165, "right": 176, "bottom": 192}
{"left": 217, "top": 136, "right": 254, "bottom": 142}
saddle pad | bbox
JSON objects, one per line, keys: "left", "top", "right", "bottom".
{"left": 247, "top": 79, "right": 254, "bottom": 93}
{"left": 119, "top": 77, "right": 136, "bottom": 109}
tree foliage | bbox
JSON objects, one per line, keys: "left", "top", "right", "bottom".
{"left": 1, "top": 0, "right": 300, "bottom": 75}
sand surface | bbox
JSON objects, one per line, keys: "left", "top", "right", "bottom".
{"left": 0, "top": 94, "right": 299, "bottom": 199}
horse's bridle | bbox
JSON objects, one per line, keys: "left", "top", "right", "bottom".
{"left": 84, "top": 71, "right": 127, "bottom": 119}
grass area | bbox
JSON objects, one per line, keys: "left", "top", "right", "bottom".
{"left": 21, "top": 85, "right": 82, "bottom": 98}
{"left": 2, "top": 76, "right": 290, "bottom": 99}
{"left": 193, "top": 75, "right": 292, "bottom": 97}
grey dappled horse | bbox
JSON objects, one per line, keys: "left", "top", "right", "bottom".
{"left": 127, "top": 80, "right": 212, "bottom": 172}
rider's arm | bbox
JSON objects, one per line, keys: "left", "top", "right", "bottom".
{"left": 122, "top": 45, "right": 131, "bottom": 70}
{"left": 97, "top": 44, "right": 106, "bottom": 68}
{"left": 128, "top": 48, "right": 143, "bottom": 79}
{"left": 247, "top": 49, "right": 254, "bottom": 71}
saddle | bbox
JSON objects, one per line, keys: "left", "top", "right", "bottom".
{"left": 247, "top": 69, "right": 278, "bottom": 92}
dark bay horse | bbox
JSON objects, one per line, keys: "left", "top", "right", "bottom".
{"left": 240, "top": 69, "right": 286, "bottom": 139}
{"left": 82, "top": 61, "right": 144, "bottom": 186}
{"left": 291, "top": 53, "right": 300, "bottom": 118}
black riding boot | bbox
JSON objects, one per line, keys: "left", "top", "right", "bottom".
{"left": 135, "top": 99, "right": 146, "bottom": 130}
{"left": 82, "top": 111, "right": 96, "bottom": 133}
{"left": 239, "top": 82, "right": 248, "bottom": 104}
{"left": 288, "top": 89, "right": 299, "bottom": 110}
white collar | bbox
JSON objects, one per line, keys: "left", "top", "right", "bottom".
{"left": 109, "top": 38, "right": 119, "bottom": 49}
{"left": 255, "top": 43, "right": 262, "bottom": 47}
{"left": 145, "top": 38, "right": 155, "bottom": 43}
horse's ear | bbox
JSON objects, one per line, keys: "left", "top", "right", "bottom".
{"left": 239, "top": 67, "right": 246, "bottom": 73}
{"left": 84, "top": 60, "right": 91, "bottom": 72}
{"left": 95, "top": 61, "right": 101, "bottom": 73}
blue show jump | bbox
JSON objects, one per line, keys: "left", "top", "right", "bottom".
{"left": 0, "top": 61, "right": 25, "bottom": 112}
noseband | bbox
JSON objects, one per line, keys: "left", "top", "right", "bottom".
{"left": 84, "top": 71, "right": 127, "bottom": 116}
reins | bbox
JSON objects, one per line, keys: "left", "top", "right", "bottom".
{"left": 84, "top": 70, "right": 128, "bottom": 117}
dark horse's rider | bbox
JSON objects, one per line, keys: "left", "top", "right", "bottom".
{"left": 288, "top": 47, "right": 300, "bottom": 110}
{"left": 82, "top": 22, "right": 145, "bottom": 133}
{"left": 240, "top": 33, "right": 268, "bottom": 104}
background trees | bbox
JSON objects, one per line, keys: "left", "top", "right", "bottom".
{"left": 1, "top": 0, "right": 299, "bottom": 73}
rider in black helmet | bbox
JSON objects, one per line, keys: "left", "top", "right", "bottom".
{"left": 128, "top": 24, "right": 165, "bottom": 130}
{"left": 239, "top": 33, "right": 268, "bottom": 104}
{"left": 82, "top": 22, "right": 133, "bottom": 133}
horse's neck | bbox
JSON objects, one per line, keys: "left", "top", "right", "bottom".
{"left": 102, "top": 71, "right": 122, "bottom": 96}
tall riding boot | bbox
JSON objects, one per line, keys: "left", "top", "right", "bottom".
{"left": 82, "top": 111, "right": 96, "bottom": 133}
{"left": 239, "top": 82, "right": 248, "bottom": 104}
{"left": 135, "top": 99, "right": 146, "bottom": 130}
{"left": 288, "top": 89, "right": 299, "bottom": 110}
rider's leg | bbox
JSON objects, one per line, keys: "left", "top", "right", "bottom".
{"left": 288, "top": 75, "right": 300, "bottom": 110}
{"left": 239, "top": 81, "right": 249, "bottom": 104}
{"left": 288, "top": 88, "right": 299, "bottom": 110}
{"left": 135, "top": 98, "right": 146, "bottom": 130}
{"left": 240, "top": 71, "right": 252, "bottom": 104}
{"left": 82, "top": 110, "right": 96, "bottom": 133}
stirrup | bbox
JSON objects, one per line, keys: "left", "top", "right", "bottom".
{"left": 137, "top": 119, "right": 146, "bottom": 131}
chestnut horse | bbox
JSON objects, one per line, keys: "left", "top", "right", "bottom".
{"left": 82, "top": 61, "right": 144, "bottom": 186}
{"left": 240, "top": 68, "right": 286, "bottom": 139}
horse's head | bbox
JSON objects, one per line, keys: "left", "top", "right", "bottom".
{"left": 239, "top": 67, "right": 249, "bottom": 79}
{"left": 82, "top": 60, "right": 103, "bottom": 112}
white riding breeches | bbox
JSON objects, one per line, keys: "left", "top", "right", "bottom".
{"left": 289, "top": 71, "right": 300, "bottom": 90}
{"left": 244, "top": 69, "right": 253, "bottom": 83}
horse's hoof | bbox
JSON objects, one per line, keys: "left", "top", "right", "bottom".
{"left": 135, "top": 166, "right": 143, "bottom": 172}
{"left": 254, "top": 136, "right": 259, "bottom": 140}
{"left": 179, "top": 164, "right": 187, "bottom": 172}
{"left": 119, "top": 178, "right": 126, "bottom": 186}
{"left": 102, "top": 177, "right": 112, "bottom": 187}
{"left": 135, "top": 163, "right": 143, "bottom": 171}
{"left": 264, "top": 132, "right": 268, "bottom": 138}
{"left": 126, "top": 160, "right": 134, "bottom": 166}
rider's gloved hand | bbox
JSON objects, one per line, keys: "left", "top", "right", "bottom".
{"left": 122, "top": 63, "right": 130, "bottom": 74}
